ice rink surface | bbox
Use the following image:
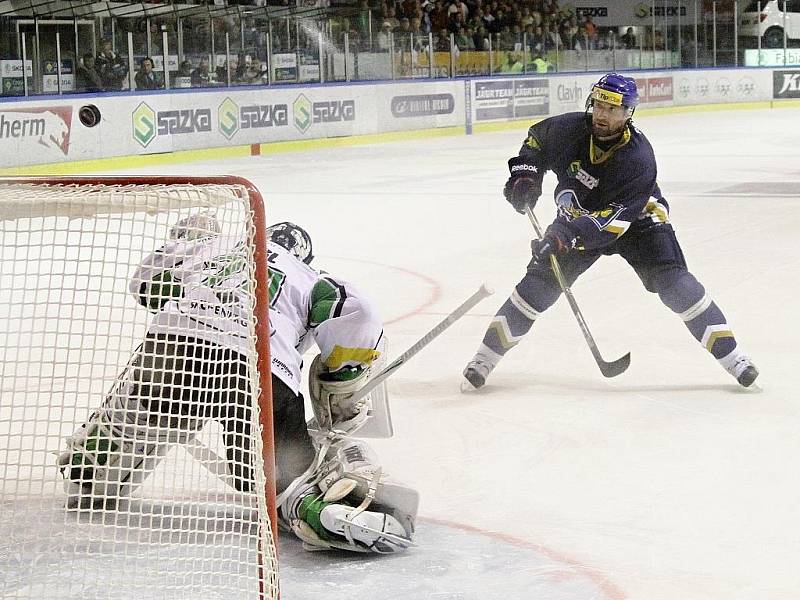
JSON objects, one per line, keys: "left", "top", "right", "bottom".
{"left": 110, "top": 106, "right": 799, "bottom": 600}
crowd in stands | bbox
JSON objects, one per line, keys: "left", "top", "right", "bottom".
{"left": 357, "top": 0, "right": 640, "bottom": 54}
{"left": 66, "top": 0, "right": 646, "bottom": 93}
{"left": 73, "top": 36, "right": 269, "bottom": 92}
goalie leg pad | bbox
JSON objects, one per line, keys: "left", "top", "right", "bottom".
{"left": 278, "top": 436, "right": 419, "bottom": 552}
{"left": 318, "top": 438, "right": 419, "bottom": 538}
{"left": 56, "top": 336, "right": 220, "bottom": 507}
{"left": 57, "top": 393, "right": 173, "bottom": 509}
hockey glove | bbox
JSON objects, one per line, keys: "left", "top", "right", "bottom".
{"left": 531, "top": 221, "right": 577, "bottom": 263}
{"left": 503, "top": 156, "right": 544, "bottom": 213}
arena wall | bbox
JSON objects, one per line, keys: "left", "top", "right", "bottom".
{"left": 0, "top": 67, "right": 796, "bottom": 172}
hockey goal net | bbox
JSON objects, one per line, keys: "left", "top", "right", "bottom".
{"left": 0, "top": 176, "right": 279, "bottom": 599}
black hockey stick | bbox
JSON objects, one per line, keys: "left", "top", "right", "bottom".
{"left": 525, "top": 206, "right": 630, "bottom": 377}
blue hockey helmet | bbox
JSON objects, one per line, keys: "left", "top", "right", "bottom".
{"left": 267, "top": 221, "right": 314, "bottom": 264}
{"left": 587, "top": 72, "right": 639, "bottom": 112}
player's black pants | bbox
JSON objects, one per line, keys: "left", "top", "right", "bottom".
{"left": 131, "top": 333, "right": 315, "bottom": 494}
{"left": 518, "top": 221, "right": 705, "bottom": 314}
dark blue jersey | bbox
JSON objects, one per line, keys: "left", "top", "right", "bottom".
{"left": 518, "top": 112, "right": 668, "bottom": 251}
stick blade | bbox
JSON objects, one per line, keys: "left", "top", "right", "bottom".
{"left": 598, "top": 352, "right": 631, "bottom": 378}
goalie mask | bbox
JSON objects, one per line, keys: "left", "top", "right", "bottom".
{"left": 267, "top": 221, "right": 314, "bottom": 265}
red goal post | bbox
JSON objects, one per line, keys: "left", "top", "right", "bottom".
{"left": 0, "top": 176, "right": 279, "bottom": 599}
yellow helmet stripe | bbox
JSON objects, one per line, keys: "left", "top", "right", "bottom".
{"left": 591, "top": 86, "right": 624, "bottom": 106}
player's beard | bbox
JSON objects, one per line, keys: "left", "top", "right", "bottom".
{"left": 591, "top": 117, "right": 625, "bottom": 142}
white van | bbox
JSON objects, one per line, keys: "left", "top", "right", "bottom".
{"left": 740, "top": 0, "right": 799, "bottom": 47}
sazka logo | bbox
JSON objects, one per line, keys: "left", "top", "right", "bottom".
{"left": 634, "top": 2, "right": 650, "bottom": 18}
{"left": 218, "top": 98, "right": 239, "bottom": 140}
{"left": 293, "top": 94, "right": 312, "bottom": 134}
{"left": 132, "top": 102, "right": 156, "bottom": 147}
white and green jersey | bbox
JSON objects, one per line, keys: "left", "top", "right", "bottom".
{"left": 266, "top": 241, "right": 383, "bottom": 394}
{"left": 130, "top": 234, "right": 256, "bottom": 358}
{"left": 131, "top": 236, "right": 384, "bottom": 395}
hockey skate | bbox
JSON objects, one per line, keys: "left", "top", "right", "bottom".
{"left": 461, "top": 355, "right": 497, "bottom": 391}
{"left": 720, "top": 351, "right": 759, "bottom": 388}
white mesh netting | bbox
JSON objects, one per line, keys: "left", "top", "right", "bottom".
{"left": 0, "top": 179, "right": 278, "bottom": 600}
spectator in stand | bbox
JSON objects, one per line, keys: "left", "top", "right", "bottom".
{"left": 429, "top": 0, "right": 450, "bottom": 31}
{"left": 482, "top": 5, "right": 496, "bottom": 32}
{"left": 347, "top": 27, "right": 364, "bottom": 51}
{"left": 621, "top": 26, "right": 637, "bottom": 49}
{"left": 454, "top": 25, "right": 474, "bottom": 50}
{"left": 573, "top": 24, "right": 590, "bottom": 50}
{"left": 242, "top": 58, "right": 266, "bottom": 84}
{"left": 75, "top": 53, "right": 104, "bottom": 93}
{"left": 134, "top": 57, "right": 161, "bottom": 90}
{"left": 397, "top": 16, "right": 412, "bottom": 35}
{"left": 596, "top": 28, "right": 620, "bottom": 50}
{"left": 500, "top": 51, "right": 523, "bottom": 73}
{"left": 519, "top": 6, "right": 534, "bottom": 28}
{"left": 561, "top": 16, "right": 578, "bottom": 48}
{"left": 435, "top": 28, "right": 451, "bottom": 50}
{"left": 414, "top": 8, "right": 432, "bottom": 35}
{"left": 547, "top": 22, "right": 563, "bottom": 50}
{"left": 384, "top": 6, "right": 401, "bottom": 29}
{"left": 473, "top": 24, "right": 490, "bottom": 50}
{"left": 408, "top": 15, "right": 427, "bottom": 48}
{"left": 401, "top": 0, "right": 418, "bottom": 18}
{"left": 530, "top": 24, "right": 545, "bottom": 54}
{"left": 448, "top": 10, "right": 467, "bottom": 34}
{"left": 377, "top": 20, "right": 393, "bottom": 51}
{"left": 172, "top": 60, "right": 194, "bottom": 88}
{"left": 583, "top": 14, "right": 596, "bottom": 40}
{"left": 95, "top": 38, "right": 127, "bottom": 91}
{"left": 191, "top": 56, "right": 213, "bottom": 87}
{"left": 530, "top": 49, "right": 552, "bottom": 73}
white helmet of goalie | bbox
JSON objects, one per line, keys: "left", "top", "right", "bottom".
{"left": 169, "top": 211, "right": 221, "bottom": 241}
{"left": 266, "top": 221, "right": 314, "bottom": 264}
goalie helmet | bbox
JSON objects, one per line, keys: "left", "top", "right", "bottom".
{"left": 585, "top": 72, "right": 639, "bottom": 116}
{"left": 267, "top": 221, "right": 314, "bottom": 264}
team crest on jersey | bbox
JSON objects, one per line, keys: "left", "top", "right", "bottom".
{"left": 567, "top": 161, "right": 599, "bottom": 190}
{"left": 555, "top": 190, "right": 582, "bottom": 220}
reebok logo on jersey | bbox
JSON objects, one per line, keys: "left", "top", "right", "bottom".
{"left": 511, "top": 164, "right": 538, "bottom": 173}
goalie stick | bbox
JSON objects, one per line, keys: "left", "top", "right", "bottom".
{"left": 526, "top": 206, "right": 630, "bottom": 378}
{"left": 351, "top": 283, "right": 494, "bottom": 403}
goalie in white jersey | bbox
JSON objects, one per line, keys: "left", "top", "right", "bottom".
{"left": 57, "top": 216, "right": 417, "bottom": 554}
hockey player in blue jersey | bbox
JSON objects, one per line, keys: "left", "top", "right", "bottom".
{"left": 463, "top": 72, "right": 759, "bottom": 389}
